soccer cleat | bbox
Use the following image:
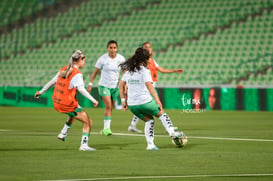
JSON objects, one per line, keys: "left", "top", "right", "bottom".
{"left": 79, "top": 145, "right": 96, "bottom": 151}
{"left": 57, "top": 133, "right": 67, "bottom": 141}
{"left": 170, "top": 131, "right": 182, "bottom": 138}
{"left": 128, "top": 125, "right": 142, "bottom": 133}
{"left": 146, "top": 145, "right": 159, "bottom": 151}
{"left": 102, "top": 128, "right": 112, "bottom": 136}
{"left": 181, "top": 131, "right": 187, "bottom": 138}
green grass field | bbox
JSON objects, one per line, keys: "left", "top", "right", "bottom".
{"left": 0, "top": 107, "right": 273, "bottom": 181}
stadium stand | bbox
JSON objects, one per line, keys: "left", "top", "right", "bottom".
{"left": 0, "top": 0, "right": 272, "bottom": 87}
{"left": 0, "top": 0, "right": 65, "bottom": 30}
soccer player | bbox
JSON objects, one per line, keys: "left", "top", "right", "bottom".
{"left": 119, "top": 47, "right": 183, "bottom": 150}
{"left": 34, "top": 50, "right": 99, "bottom": 151}
{"left": 128, "top": 42, "right": 183, "bottom": 133}
{"left": 87, "top": 40, "right": 126, "bottom": 136}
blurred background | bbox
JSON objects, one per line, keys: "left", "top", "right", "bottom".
{"left": 0, "top": 0, "right": 272, "bottom": 111}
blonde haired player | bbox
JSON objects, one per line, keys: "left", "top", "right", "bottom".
{"left": 35, "top": 50, "right": 98, "bottom": 151}
{"left": 128, "top": 42, "right": 183, "bottom": 133}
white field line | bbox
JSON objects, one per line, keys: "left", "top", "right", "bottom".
{"left": 111, "top": 132, "right": 273, "bottom": 142}
{"left": 1, "top": 130, "right": 273, "bottom": 142}
{"left": 41, "top": 173, "right": 273, "bottom": 181}
{"left": 189, "top": 136, "right": 273, "bottom": 142}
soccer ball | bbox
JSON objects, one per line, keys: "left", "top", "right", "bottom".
{"left": 172, "top": 132, "right": 188, "bottom": 147}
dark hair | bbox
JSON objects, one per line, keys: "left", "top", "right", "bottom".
{"left": 119, "top": 48, "right": 150, "bottom": 73}
{"left": 107, "top": 40, "right": 118, "bottom": 48}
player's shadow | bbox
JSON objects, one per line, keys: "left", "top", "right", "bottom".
{"left": 159, "top": 143, "right": 197, "bottom": 150}
{"left": 0, "top": 148, "right": 72, "bottom": 151}
{"left": 94, "top": 142, "right": 138, "bottom": 150}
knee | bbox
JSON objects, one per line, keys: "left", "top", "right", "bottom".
{"left": 105, "top": 104, "right": 112, "bottom": 111}
{"left": 156, "top": 110, "right": 164, "bottom": 117}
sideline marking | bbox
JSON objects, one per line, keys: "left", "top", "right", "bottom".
{"left": 189, "top": 136, "right": 273, "bottom": 142}
{"left": 111, "top": 132, "right": 273, "bottom": 142}
{"left": 2, "top": 130, "right": 273, "bottom": 142}
{"left": 41, "top": 173, "right": 273, "bottom": 181}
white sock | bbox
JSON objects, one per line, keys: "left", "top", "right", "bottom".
{"left": 159, "top": 113, "right": 175, "bottom": 136}
{"left": 61, "top": 123, "right": 71, "bottom": 134}
{"left": 104, "top": 118, "right": 111, "bottom": 129}
{"left": 145, "top": 120, "right": 155, "bottom": 147}
{"left": 130, "top": 115, "right": 140, "bottom": 127}
{"left": 81, "top": 133, "right": 90, "bottom": 146}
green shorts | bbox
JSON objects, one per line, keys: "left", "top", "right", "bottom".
{"left": 98, "top": 85, "right": 119, "bottom": 101}
{"left": 128, "top": 100, "right": 161, "bottom": 119}
{"left": 65, "top": 106, "right": 83, "bottom": 118}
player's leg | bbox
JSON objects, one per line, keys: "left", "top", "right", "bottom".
{"left": 141, "top": 100, "right": 180, "bottom": 137}
{"left": 142, "top": 116, "right": 158, "bottom": 151}
{"left": 129, "top": 105, "right": 158, "bottom": 150}
{"left": 75, "top": 110, "right": 95, "bottom": 151}
{"left": 99, "top": 86, "right": 113, "bottom": 136}
{"left": 155, "top": 109, "right": 180, "bottom": 137}
{"left": 101, "top": 96, "right": 113, "bottom": 136}
{"left": 57, "top": 116, "right": 75, "bottom": 141}
{"left": 128, "top": 115, "right": 142, "bottom": 133}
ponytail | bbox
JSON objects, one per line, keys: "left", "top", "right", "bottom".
{"left": 59, "top": 58, "right": 73, "bottom": 78}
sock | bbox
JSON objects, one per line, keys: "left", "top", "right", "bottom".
{"left": 61, "top": 122, "right": 71, "bottom": 134}
{"left": 158, "top": 113, "right": 175, "bottom": 136}
{"left": 130, "top": 115, "right": 140, "bottom": 127}
{"left": 81, "top": 132, "right": 90, "bottom": 146}
{"left": 145, "top": 120, "right": 155, "bottom": 147}
{"left": 104, "top": 116, "right": 111, "bottom": 129}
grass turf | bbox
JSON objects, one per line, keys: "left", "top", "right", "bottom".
{"left": 0, "top": 107, "right": 273, "bottom": 181}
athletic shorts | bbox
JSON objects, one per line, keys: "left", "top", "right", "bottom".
{"left": 128, "top": 100, "right": 161, "bottom": 119}
{"left": 65, "top": 106, "right": 83, "bottom": 118}
{"left": 98, "top": 85, "right": 119, "bottom": 101}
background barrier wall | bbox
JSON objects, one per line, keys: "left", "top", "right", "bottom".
{"left": 0, "top": 86, "right": 272, "bottom": 111}
{"left": 162, "top": 87, "right": 273, "bottom": 111}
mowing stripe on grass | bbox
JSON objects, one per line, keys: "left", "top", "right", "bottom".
{"left": 41, "top": 173, "right": 273, "bottom": 181}
{"left": 0, "top": 129, "right": 9, "bottom": 131}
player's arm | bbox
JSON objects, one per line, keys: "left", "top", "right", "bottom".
{"left": 87, "top": 67, "right": 100, "bottom": 93}
{"left": 156, "top": 66, "right": 183, "bottom": 73}
{"left": 145, "top": 81, "right": 163, "bottom": 110}
{"left": 118, "top": 80, "right": 128, "bottom": 111}
{"left": 72, "top": 73, "right": 98, "bottom": 107}
{"left": 77, "top": 87, "right": 98, "bottom": 107}
{"left": 34, "top": 73, "right": 58, "bottom": 98}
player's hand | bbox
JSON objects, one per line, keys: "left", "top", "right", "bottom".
{"left": 93, "top": 100, "right": 99, "bottom": 107}
{"left": 87, "top": 85, "right": 92, "bottom": 93}
{"left": 175, "top": 69, "right": 183, "bottom": 73}
{"left": 121, "top": 102, "right": 128, "bottom": 111}
{"left": 156, "top": 99, "right": 163, "bottom": 111}
{"left": 34, "top": 91, "right": 41, "bottom": 98}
